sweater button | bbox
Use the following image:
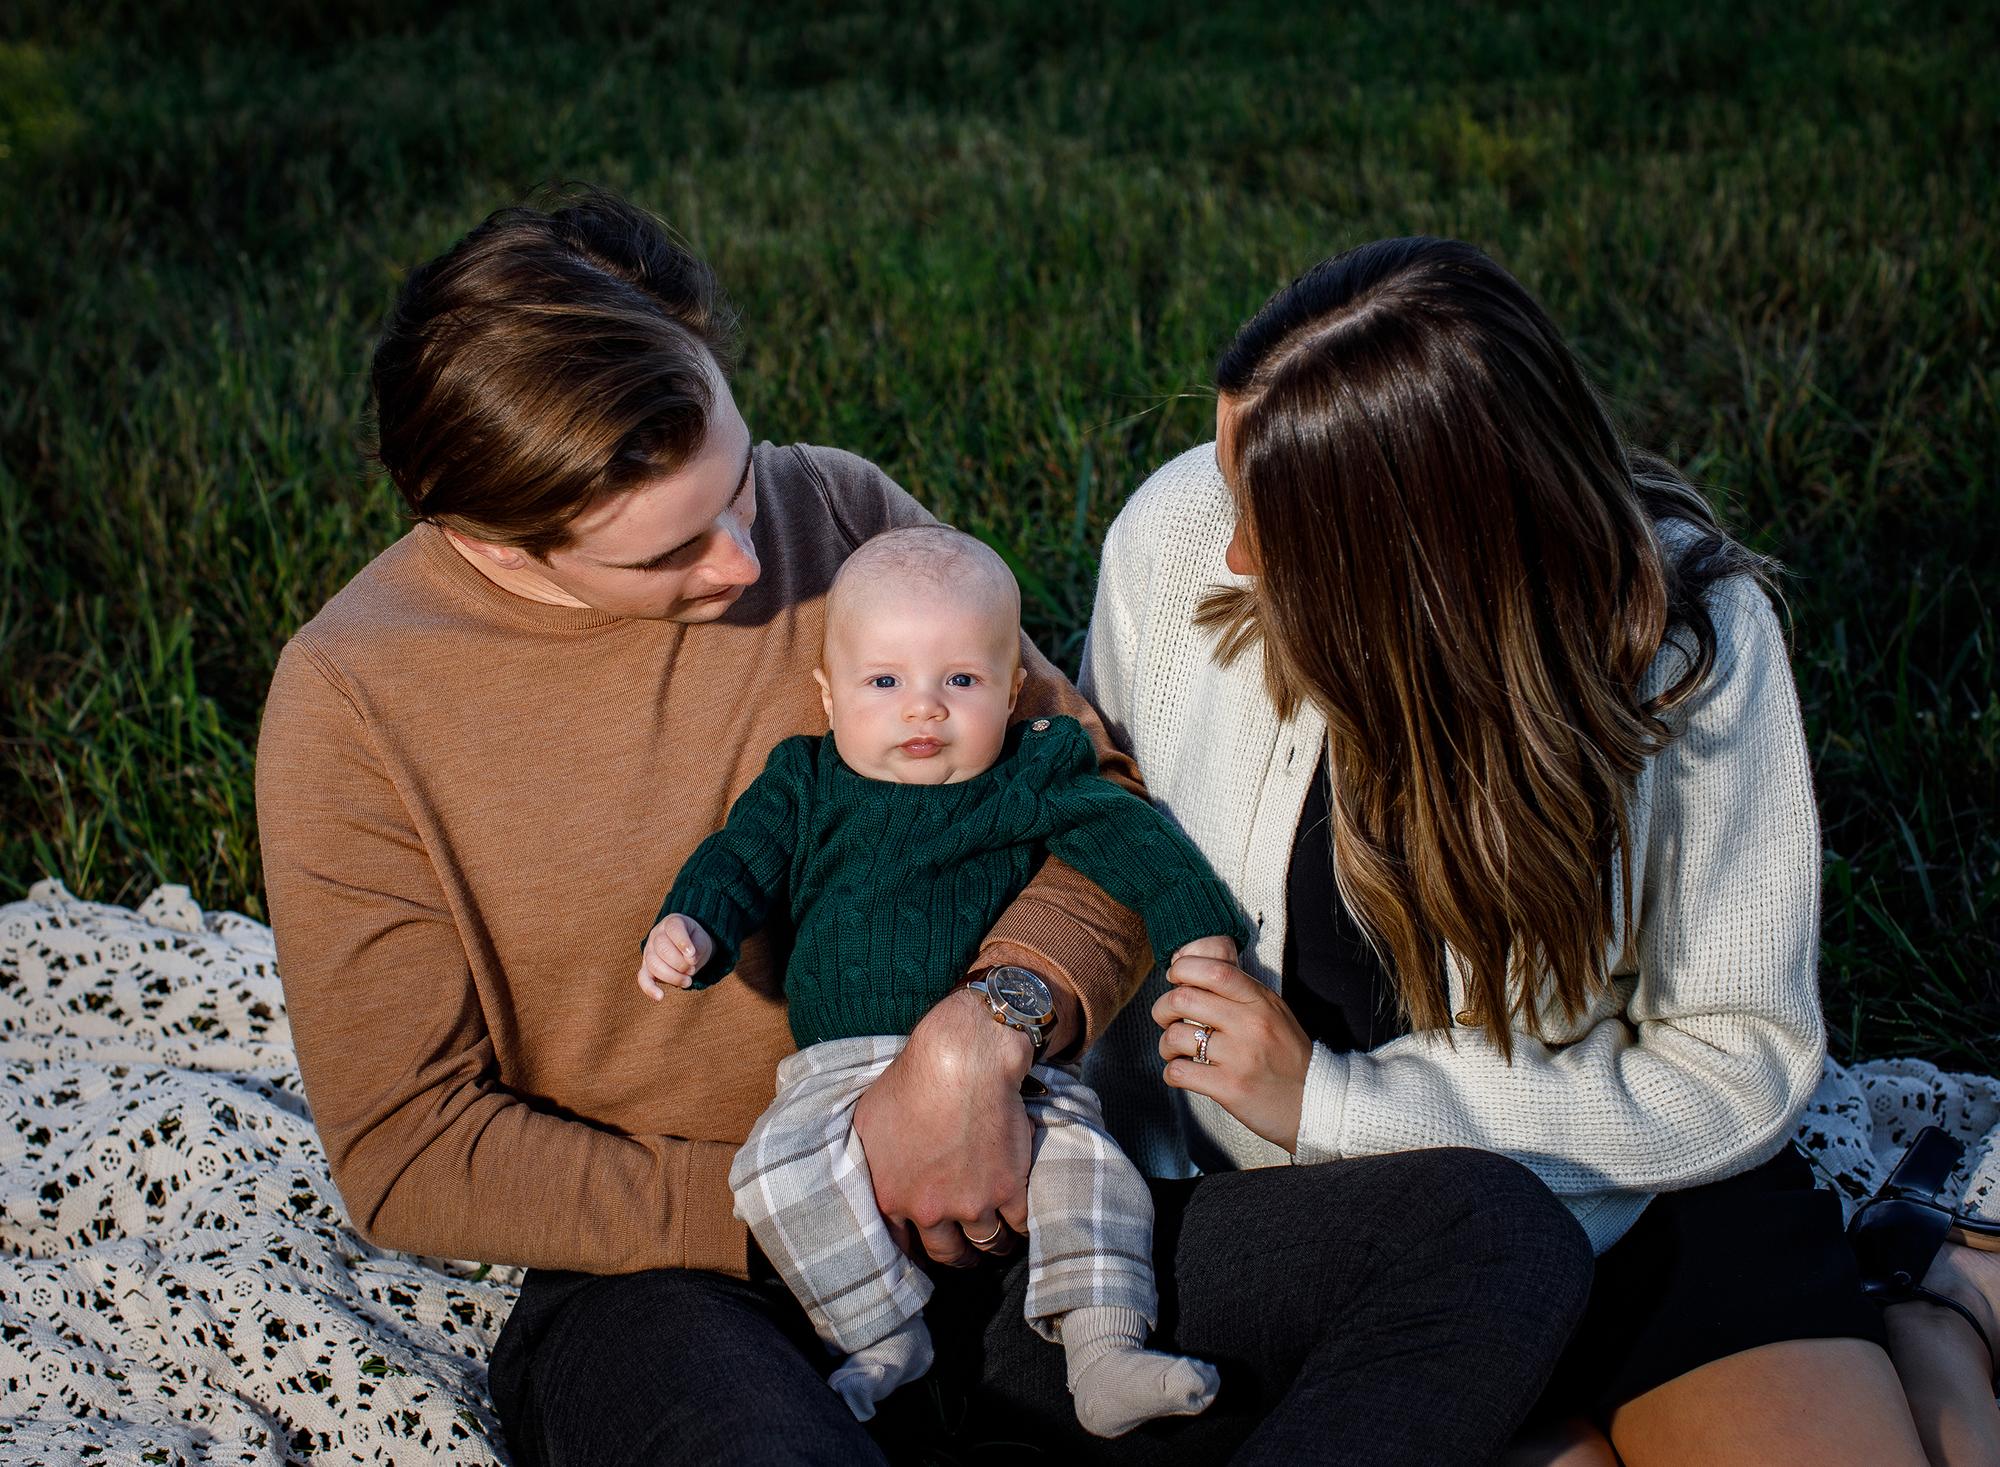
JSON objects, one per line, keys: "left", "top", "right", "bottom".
{"left": 1454, "top": 1009, "right": 1477, "bottom": 1026}
{"left": 1031, "top": 719, "right": 1050, "bottom": 732}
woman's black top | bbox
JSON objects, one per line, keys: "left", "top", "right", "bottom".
{"left": 1280, "top": 747, "right": 1405, "bottom": 1054}
{"left": 1280, "top": 751, "right": 1884, "bottom": 1421}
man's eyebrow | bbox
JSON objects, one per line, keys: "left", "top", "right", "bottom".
{"left": 606, "top": 443, "right": 754, "bottom": 570}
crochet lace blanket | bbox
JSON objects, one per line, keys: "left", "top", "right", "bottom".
{"left": 0, "top": 882, "right": 518, "bottom": 1465}
{"left": 0, "top": 879, "right": 1994, "bottom": 1462}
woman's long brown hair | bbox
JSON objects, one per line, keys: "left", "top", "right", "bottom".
{"left": 1199, "top": 238, "right": 1770, "bottom": 1057}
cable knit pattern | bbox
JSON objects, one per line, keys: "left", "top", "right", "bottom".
{"left": 1079, "top": 443, "right": 1828, "bottom": 1252}
{"left": 660, "top": 715, "right": 1250, "bottom": 1048}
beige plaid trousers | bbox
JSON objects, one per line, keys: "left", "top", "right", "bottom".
{"left": 729, "top": 1034, "right": 1160, "bottom": 1353}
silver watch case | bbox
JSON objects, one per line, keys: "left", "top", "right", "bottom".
{"left": 969, "top": 964, "right": 1055, "bottom": 1053}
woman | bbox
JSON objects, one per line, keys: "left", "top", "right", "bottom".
{"left": 1081, "top": 238, "right": 1992, "bottom": 1464}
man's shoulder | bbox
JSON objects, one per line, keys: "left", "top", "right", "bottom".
{"left": 756, "top": 441, "right": 934, "bottom": 550}
{"left": 744, "top": 442, "right": 935, "bottom": 611}
{"left": 277, "top": 528, "right": 445, "bottom": 680}
{"left": 271, "top": 523, "right": 544, "bottom": 723}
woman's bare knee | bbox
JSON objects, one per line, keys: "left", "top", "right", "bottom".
{"left": 1609, "top": 1337, "right": 1926, "bottom": 1467}
{"left": 1500, "top": 1416, "right": 1620, "bottom": 1467}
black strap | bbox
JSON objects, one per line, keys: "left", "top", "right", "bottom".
{"left": 1866, "top": 1276, "right": 1999, "bottom": 1387}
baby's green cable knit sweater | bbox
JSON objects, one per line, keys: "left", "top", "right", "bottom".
{"left": 659, "top": 715, "right": 1250, "bottom": 1048}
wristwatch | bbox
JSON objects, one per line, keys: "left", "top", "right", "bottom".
{"left": 965, "top": 964, "right": 1056, "bottom": 1056}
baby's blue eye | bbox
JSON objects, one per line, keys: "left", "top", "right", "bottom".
{"left": 946, "top": 673, "right": 977, "bottom": 688}
{"left": 869, "top": 675, "right": 898, "bottom": 689}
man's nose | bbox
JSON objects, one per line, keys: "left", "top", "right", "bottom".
{"left": 710, "top": 520, "right": 760, "bottom": 586}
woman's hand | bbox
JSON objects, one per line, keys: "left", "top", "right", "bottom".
{"left": 1153, "top": 946, "right": 1313, "bottom": 1154}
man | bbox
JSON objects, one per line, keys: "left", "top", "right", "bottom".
{"left": 257, "top": 188, "right": 1593, "bottom": 1465}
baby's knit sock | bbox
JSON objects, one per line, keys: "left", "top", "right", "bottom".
{"left": 828, "top": 1314, "right": 934, "bottom": 1422}
{"left": 1061, "top": 1304, "right": 1220, "bottom": 1439}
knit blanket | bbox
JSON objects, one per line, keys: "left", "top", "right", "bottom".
{"left": 0, "top": 881, "right": 518, "bottom": 1465}
{"left": 1, "top": 879, "right": 1996, "bottom": 1463}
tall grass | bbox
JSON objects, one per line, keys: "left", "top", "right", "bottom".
{"left": 2, "top": 0, "right": 1995, "bottom": 1064}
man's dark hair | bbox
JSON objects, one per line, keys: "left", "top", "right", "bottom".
{"left": 371, "top": 187, "right": 739, "bottom": 556}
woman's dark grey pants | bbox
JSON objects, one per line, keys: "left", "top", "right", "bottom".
{"left": 489, "top": 1148, "right": 1593, "bottom": 1466}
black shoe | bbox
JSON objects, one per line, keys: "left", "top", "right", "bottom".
{"left": 1849, "top": 1124, "right": 2000, "bottom": 1383}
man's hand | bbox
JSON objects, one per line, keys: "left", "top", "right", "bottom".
{"left": 637, "top": 915, "right": 714, "bottom": 999}
{"left": 852, "top": 986, "right": 1034, "bottom": 1267}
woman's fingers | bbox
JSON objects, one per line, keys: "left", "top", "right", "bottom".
{"left": 1172, "top": 935, "right": 1239, "bottom": 965}
{"left": 1163, "top": 1054, "right": 1228, "bottom": 1102}
{"left": 1150, "top": 981, "right": 1237, "bottom": 1034}
{"left": 1165, "top": 953, "right": 1267, "bottom": 1001}
{"left": 1158, "top": 1017, "right": 1218, "bottom": 1065}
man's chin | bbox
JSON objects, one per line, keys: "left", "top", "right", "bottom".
{"left": 665, "top": 586, "right": 745, "bottom": 622}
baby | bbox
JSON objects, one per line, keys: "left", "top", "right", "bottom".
{"left": 638, "top": 524, "right": 1248, "bottom": 1438}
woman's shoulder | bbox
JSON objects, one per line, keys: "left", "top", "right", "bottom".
{"left": 1641, "top": 568, "right": 1790, "bottom": 731}
{"left": 1100, "top": 442, "right": 1235, "bottom": 596}
{"left": 1106, "top": 443, "right": 1230, "bottom": 547}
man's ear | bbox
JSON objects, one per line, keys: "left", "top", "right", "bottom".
{"left": 446, "top": 527, "right": 531, "bottom": 571}
{"left": 812, "top": 666, "right": 835, "bottom": 722}
{"left": 1007, "top": 664, "right": 1028, "bottom": 713}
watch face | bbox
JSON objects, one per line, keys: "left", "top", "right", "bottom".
{"left": 989, "top": 966, "right": 1054, "bottom": 1021}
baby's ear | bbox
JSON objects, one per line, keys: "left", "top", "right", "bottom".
{"left": 1008, "top": 664, "right": 1027, "bottom": 711}
{"left": 812, "top": 666, "right": 835, "bottom": 721}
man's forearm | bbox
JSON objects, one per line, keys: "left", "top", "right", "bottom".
{"left": 997, "top": 639, "right": 1153, "bottom": 1049}
{"left": 335, "top": 1087, "right": 750, "bottom": 1275}
{"left": 979, "top": 855, "right": 1148, "bottom": 1055}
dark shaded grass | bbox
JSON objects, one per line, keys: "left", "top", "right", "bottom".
{"left": 3, "top": 0, "right": 1995, "bottom": 1065}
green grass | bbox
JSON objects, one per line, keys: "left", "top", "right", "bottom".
{"left": 2, "top": 0, "right": 1995, "bottom": 1066}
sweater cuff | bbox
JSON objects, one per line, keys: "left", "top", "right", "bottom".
{"left": 977, "top": 896, "right": 1135, "bottom": 1052}
{"left": 1138, "top": 878, "right": 1253, "bottom": 964}
{"left": 1292, "top": 1041, "right": 1349, "bottom": 1166}
{"left": 677, "top": 1139, "right": 753, "bottom": 1277}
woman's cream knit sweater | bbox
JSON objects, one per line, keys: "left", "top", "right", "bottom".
{"left": 1079, "top": 443, "right": 1829, "bottom": 1252}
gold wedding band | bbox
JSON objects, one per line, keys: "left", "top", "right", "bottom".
{"left": 966, "top": 1221, "right": 1006, "bottom": 1247}
{"left": 1189, "top": 1020, "right": 1213, "bottom": 1066}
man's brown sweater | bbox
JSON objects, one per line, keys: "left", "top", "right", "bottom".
{"left": 255, "top": 442, "right": 1145, "bottom": 1278}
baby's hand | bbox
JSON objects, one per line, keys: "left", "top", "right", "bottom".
{"left": 638, "top": 915, "right": 714, "bottom": 1000}
{"left": 1171, "top": 934, "right": 1240, "bottom": 965}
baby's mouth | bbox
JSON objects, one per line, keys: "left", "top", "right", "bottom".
{"left": 899, "top": 738, "right": 944, "bottom": 758}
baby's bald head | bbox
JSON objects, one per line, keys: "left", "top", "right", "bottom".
{"left": 824, "top": 525, "right": 1021, "bottom": 649}
{"left": 815, "top": 526, "right": 1029, "bottom": 784}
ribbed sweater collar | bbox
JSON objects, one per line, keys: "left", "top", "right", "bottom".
{"left": 413, "top": 522, "right": 629, "bottom": 633}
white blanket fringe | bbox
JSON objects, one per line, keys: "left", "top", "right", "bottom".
{"left": 1, "top": 879, "right": 1993, "bottom": 1461}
